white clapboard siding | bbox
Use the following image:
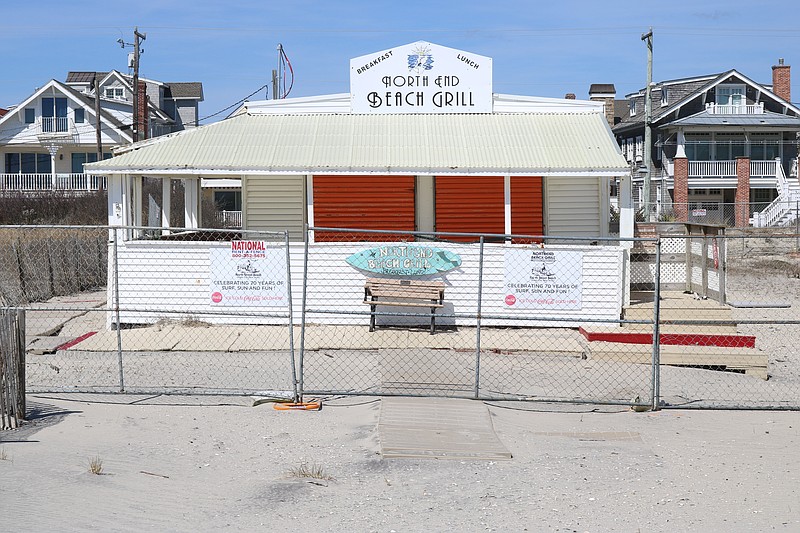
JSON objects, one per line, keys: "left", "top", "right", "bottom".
{"left": 245, "top": 175, "right": 305, "bottom": 241}
{"left": 110, "top": 240, "right": 624, "bottom": 328}
{"left": 545, "top": 177, "right": 601, "bottom": 237}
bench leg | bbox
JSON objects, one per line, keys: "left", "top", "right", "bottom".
{"left": 430, "top": 306, "right": 436, "bottom": 335}
{"left": 369, "top": 303, "right": 376, "bottom": 332}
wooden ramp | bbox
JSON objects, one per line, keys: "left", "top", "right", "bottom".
{"left": 379, "top": 397, "right": 512, "bottom": 460}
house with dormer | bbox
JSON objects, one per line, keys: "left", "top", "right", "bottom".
{"left": 0, "top": 70, "right": 202, "bottom": 194}
{"left": 613, "top": 59, "right": 800, "bottom": 227}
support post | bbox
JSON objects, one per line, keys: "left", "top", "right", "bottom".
{"left": 641, "top": 28, "right": 654, "bottom": 222}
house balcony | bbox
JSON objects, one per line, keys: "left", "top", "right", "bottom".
{"left": 704, "top": 102, "right": 764, "bottom": 115}
{"left": 659, "top": 159, "right": 782, "bottom": 188}
{"left": 0, "top": 173, "right": 107, "bottom": 193}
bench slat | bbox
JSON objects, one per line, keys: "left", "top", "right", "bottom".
{"left": 362, "top": 300, "right": 444, "bottom": 308}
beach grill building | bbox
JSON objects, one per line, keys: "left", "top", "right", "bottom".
{"left": 86, "top": 42, "right": 632, "bottom": 326}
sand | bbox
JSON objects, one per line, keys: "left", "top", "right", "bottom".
{"left": 3, "top": 253, "right": 800, "bottom": 531}
{"left": 1, "top": 394, "right": 799, "bottom": 532}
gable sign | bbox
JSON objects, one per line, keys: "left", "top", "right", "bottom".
{"left": 346, "top": 245, "right": 462, "bottom": 276}
{"left": 350, "top": 41, "right": 493, "bottom": 114}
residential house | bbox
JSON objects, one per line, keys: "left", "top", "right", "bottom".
{"left": 1, "top": 70, "right": 203, "bottom": 194}
{"left": 613, "top": 59, "right": 800, "bottom": 227}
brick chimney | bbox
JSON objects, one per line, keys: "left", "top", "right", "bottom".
{"left": 772, "top": 58, "right": 791, "bottom": 102}
{"left": 565, "top": 93, "right": 576, "bottom": 100}
{"left": 137, "top": 80, "right": 149, "bottom": 140}
{"left": 589, "top": 84, "right": 616, "bottom": 128}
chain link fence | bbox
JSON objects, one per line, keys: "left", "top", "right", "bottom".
{"left": 1, "top": 224, "right": 799, "bottom": 410}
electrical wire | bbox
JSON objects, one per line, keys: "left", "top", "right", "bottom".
{"left": 279, "top": 46, "right": 294, "bottom": 99}
{"left": 188, "top": 83, "right": 269, "bottom": 125}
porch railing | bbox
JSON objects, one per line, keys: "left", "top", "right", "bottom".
{"left": 704, "top": 102, "right": 764, "bottom": 114}
{"left": 0, "top": 173, "right": 106, "bottom": 192}
{"left": 681, "top": 160, "right": 777, "bottom": 179}
{"left": 217, "top": 210, "right": 242, "bottom": 228}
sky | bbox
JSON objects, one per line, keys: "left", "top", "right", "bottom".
{"left": 2, "top": 0, "right": 798, "bottom": 124}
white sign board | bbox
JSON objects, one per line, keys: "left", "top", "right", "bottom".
{"left": 503, "top": 249, "right": 583, "bottom": 310}
{"left": 209, "top": 241, "right": 288, "bottom": 307}
{"left": 350, "top": 41, "right": 493, "bottom": 114}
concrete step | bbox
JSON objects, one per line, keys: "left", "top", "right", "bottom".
{"left": 587, "top": 341, "right": 768, "bottom": 379}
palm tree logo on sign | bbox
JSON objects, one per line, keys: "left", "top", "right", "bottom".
{"left": 408, "top": 44, "right": 434, "bottom": 73}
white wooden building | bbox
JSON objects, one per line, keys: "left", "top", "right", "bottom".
{"left": 86, "top": 42, "right": 633, "bottom": 327}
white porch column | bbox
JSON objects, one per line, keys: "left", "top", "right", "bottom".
{"left": 132, "top": 175, "right": 143, "bottom": 239}
{"left": 50, "top": 151, "right": 57, "bottom": 189}
{"left": 503, "top": 175, "right": 512, "bottom": 237}
{"left": 675, "top": 130, "right": 686, "bottom": 158}
{"left": 184, "top": 178, "right": 199, "bottom": 229}
{"left": 305, "top": 174, "right": 314, "bottom": 243}
{"left": 619, "top": 174, "right": 634, "bottom": 246}
{"left": 107, "top": 174, "right": 125, "bottom": 240}
{"left": 161, "top": 178, "right": 172, "bottom": 235}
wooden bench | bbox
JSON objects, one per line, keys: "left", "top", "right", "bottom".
{"left": 363, "top": 278, "right": 446, "bottom": 334}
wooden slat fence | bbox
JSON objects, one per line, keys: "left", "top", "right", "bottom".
{"left": 0, "top": 308, "right": 25, "bottom": 430}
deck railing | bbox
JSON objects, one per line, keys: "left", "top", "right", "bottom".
{"left": 0, "top": 173, "right": 106, "bottom": 192}
{"left": 217, "top": 210, "right": 242, "bottom": 228}
{"left": 704, "top": 102, "right": 764, "bottom": 114}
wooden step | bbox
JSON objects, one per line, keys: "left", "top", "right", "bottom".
{"left": 587, "top": 342, "right": 768, "bottom": 379}
{"left": 579, "top": 326, "right": 755, "bottom": 348}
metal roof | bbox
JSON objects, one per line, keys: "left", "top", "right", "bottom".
{"left": 87, "top": 110, "right": 628, "bottom": 176}
{"left": 664, "top": 110, "right": 800, "bottom": 128}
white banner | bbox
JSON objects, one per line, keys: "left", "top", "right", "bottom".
{"left": 209, "top": 241, "right": 288, "bottom": 307}
{"left": 503, "top": 249, "right": 583, "bottom": 310}
{"left": 350, "top": 41, "right": 493, "bottom": 114}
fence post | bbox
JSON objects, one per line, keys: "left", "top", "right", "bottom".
{"left": 297, "top": 225, "right": 311, "bottom": 403}
{"left": 284, "top": 231, "right": 299, "bottom": 403}
{"left": 15, "top": 309, "right": 25, "bottom": 421}
{"left": 112, "top": 228, "right": 125, "bottom": 392}
{"left": 474, "top": 236, "right": 485, "bottom": 399}
{"left": 651, "top": 239, "right": 662, "bottom": 410}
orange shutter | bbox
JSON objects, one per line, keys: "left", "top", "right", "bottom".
{"left": 312, "top": 175, "right": 415, "bottom": 241}
{"left": 511, "top": 176, "right": 544, "bottom": 242}
{"left": 434, "top": 176, "right": 505, "bottom": 242}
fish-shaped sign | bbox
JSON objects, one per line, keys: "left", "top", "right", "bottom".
{"left": 346, "top": 245, "right": 462, "bottom": 276}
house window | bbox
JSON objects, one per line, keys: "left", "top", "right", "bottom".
{"left": 75, "top": 108, "right": 85, "bottom": 123}
{"left": 716, "top": 85, "right": 745, "bottom": 106}
{"left": 660, "top": 87, "right": 668, "bottom": 107}
{"left": 71, "top": 152, "right": 112, "bottom": 173}
{"left": 685, "top": 133, "right": 711, "bottom": 161}
{"left": 749, "top": 133, "right": 780, "bottom": 160}
{"left": 41, "top": 97, "right": 68, "bottom": 132}
{"left": 629, "top": 99, "right": 637, "bottom": 116}
{"left": 213, "top": 191, "right": 242, "bottom": 211}
{"left": 7, "top": 152, "right": 50, "bottom": 174}
{"left": 716, "top": 133, "right": 746, "bottom": 160}
{"left": 24, "top": 108, "right": 35, "bottom": 123}
{"left": 105, "top": 87, "right": 124, "bottom": 100}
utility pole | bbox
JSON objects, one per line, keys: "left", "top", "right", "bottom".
{"left": 118, "top": 28, "right": 146, "bottom": 142}
{"left": 93, "top": 73, "right": 103, "bottom": 161}
{"left": 132, "top": 27, "right": 146, "bottom": 142}
{"left": 276, "top": 43, "right": 284, "bottom": 99}
{"left": 641, "top": 28, "right": 654, "bottom": 221}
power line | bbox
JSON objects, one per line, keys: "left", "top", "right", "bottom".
{"left": 189, "top": 83, "right": 269, "bottom": 125}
